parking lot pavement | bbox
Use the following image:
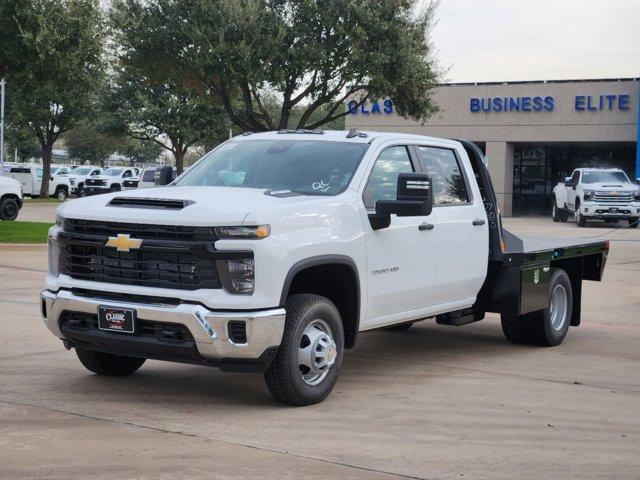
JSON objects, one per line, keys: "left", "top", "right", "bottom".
{"left": 0, "top": 217, "right": 639, "bottom": 479}
{"left": 17, "top": 200, "right": 63, "bottom": 223}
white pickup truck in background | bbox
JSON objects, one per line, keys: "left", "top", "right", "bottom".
{"left": 0, "top": 175, "right": 23, "bottom": 220}
{"left": 1, "top": 163, "right": 71, "bottom": 200}
{"left": 552, "top": 168, "right": 640, "bottom": 227}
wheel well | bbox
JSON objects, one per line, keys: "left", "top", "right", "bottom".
{"left": 1, "top": 193, "right": 20, "bottom": 203}
{"left": 282, "top": 261, "right": 360, "bottom": 348}
{"left": 55, "top": 185, "right": 68, "bottom": 192}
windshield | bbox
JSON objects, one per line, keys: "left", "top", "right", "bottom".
{"left": 582, "top": 170, "right": 630, "bottom": 184}
{"left": 175, "top": 140, "right": 369, "bottom": 195}
{"left": 73, "top": 167, "right": 93, "bottom": 175}
{"left": 104, "top": 168, "right": 123, "bottom": 176}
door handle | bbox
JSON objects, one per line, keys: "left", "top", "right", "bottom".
{"left": 472, "top": 219, "right": 486, "bottom": 226}
{"left": 418, "top": 222, "right": 434, "bottom": 231}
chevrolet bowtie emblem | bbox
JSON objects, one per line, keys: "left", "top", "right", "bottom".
{"left": 105, "top": 234, "right": 143, "bottom": 252}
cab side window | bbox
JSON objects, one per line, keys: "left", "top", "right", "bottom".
{"left": 122, "top": 170, "right": 132, "bottom": 178}
{"left": 363, "top": 146, "right": 413, "bottom": 210}
{"left": 416, "top": 146, "right": 470, "bottom": 205}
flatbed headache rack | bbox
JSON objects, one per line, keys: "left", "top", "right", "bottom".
{"left": 456, "top": 140, "right": 609, "bottom": 328}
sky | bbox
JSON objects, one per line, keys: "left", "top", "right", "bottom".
{"left": 429, "top": 0, "right": 640, "bottom": 83}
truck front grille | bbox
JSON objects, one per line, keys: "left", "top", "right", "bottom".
{"left": 85, "top": 179, "right": 106, "bottom": 187}
{"left": 58, "top": 220, "right": 227, "bottom": 291}
{"left": 594, "top": 193, "right": 634, "bottom": 203}
{"left": 60, "top": 243, "right": 222, "bottom": 290}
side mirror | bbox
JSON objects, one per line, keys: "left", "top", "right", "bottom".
{"left": 368, "top": 173, "right": 433, "bottom": 230}
{"left": 564, "top": 176, "right": 572, "bottom": 184}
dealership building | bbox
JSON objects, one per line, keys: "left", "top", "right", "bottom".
{"left": 345, "top": 78, "right": 640, "bottom": 216}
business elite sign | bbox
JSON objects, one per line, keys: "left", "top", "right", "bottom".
{"left": 469, "top": 94, "right": 631, "bottom": 113}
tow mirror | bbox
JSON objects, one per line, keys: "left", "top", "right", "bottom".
{"left": 564, "top": 176, "right": 572, "bottom": 184}
{"left": 368, "top": 173, "right": 434, "bottom": 230}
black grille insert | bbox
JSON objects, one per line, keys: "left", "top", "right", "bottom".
{"left": 60, "top": 311, "right": 194, "bottom": 343}
{"left": 228, "top": 321, "right": 247, "bottom": 344}
{"left": 60, "top": 243, "right": 221, "bottom": 290}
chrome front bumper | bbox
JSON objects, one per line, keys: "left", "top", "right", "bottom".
{"left": 41, "top": 289, "right": 286, "bottom": 360}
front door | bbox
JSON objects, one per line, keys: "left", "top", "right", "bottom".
{"left": 361, "top": 145, "right": 438, "bottom": 326}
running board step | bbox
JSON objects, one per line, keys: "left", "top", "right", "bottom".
{"left": 436, "top": 308, "right": 484, "bottom": 326}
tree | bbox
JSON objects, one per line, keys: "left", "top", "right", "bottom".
{"left": 108, "top": 6, "right": 233, "bottom": 175}
{"left": 0, "top": 0, "right": 106, "bottom": 195}
{"left": 119, "top": 138, "right": 163, "bottom": 165}
{"left": 65, "top": 123, "right": 129, "bottom": 167}
{"left": 5, "top": 125, "right": 42, "bottom": 162}
{"left": 105, "top": 73, "right": 230, "bottom": 175}
{"left": 110, "top": 0, "right": 440, "bottom": 132}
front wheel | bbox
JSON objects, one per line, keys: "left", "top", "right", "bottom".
{"left": 76, "top": 349, "right": 146, "bottom": 376}
{"left": 54, "top": 188, "right": 68, "bottom": 200}
{"left": 629, "top": 219, "right": 639, "bottom": 229}
{"left": 0, "top": 198, "right": 20, "bottom": 221}
{"left": 264, "top": 294, "right": 344, "bottom": 406}
{"left": 552, "top": 203, "right": 560, "bottom": 222}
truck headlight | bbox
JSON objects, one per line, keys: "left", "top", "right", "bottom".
{"left": 55, "top": 214, "right": 66, "bottom": 230}
{"left": 583, "top": 190, "right": 594, "bottom": 201}
{"left": 215, "top": 225, "right": 270, "bottom": 240}
{"left": 216, "top": 258, "right": 255, "bottom": 294}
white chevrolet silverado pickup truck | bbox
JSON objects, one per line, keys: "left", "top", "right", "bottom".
{"left": 552, "top": 168, "right": 640, "bottom": 227}
{"left": 41, "top": 131, "right": 609, "bottom": 405}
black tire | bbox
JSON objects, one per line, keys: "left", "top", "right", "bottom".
{"left": 552, "top": 203, "right": 561, "bottom": 222}
{"left": 500, "top": 314, "right": 530, "bottom": 344}
{"left": 110, "top": 184, "right": 121, "bottom": 192}
{"left": 575, "top": 200, "right": 586, "bottom": 227}
{"left": 264, "top": 294, "right": 344, "bottom": 406}
{"left": 76, "top": 349, "right": 146, "bottom": 376}
{"left": 385, "top": 322, "right": 413, "bottom": 331}
{"left": 629, "top": 219, "right": 639, "bottom": 229}
{"left": 501, "top": 268, "right": 572, "bottom": 347}
{"left": 0, "top": 197, "right": 20, "bottom": 221}
{"left": 54, "top": 187, "right": 68, "bottom": 200}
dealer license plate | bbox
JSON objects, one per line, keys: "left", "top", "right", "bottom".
{"left": 98, "top": 306, "right": 136, "bottom": 334}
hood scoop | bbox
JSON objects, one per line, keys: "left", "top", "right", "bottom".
{"left": 107, "top": 197, "right": 194, "bottom": 210}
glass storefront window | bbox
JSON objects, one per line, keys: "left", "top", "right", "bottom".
{"left": 512, "top": 143, "right": 636, "bottom": 215}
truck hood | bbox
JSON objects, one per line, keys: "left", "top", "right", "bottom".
{"left": 0, "top": 175, "right": 21, "bottom": 193}
{"left": 57, "top": 185, "right": 329, "bottom": 226}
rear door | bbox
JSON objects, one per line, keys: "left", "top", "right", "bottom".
{"left": 415, "top": 145, "right": 488, "bottom": 306}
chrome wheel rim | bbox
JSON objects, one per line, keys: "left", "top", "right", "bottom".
{"left": 298, "top": 319, "right": 337, "bottom": 386}
{"left": 550, "top": 284, "right": 568, "bottom": 331}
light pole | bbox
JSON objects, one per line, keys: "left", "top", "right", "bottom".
{"left": 0, "top": 78, "right": 5, "bottom": 168}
